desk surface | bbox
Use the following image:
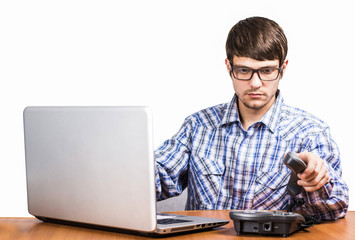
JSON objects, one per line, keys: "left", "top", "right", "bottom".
{"left": 1, "top": 211, "right": 354, "bottom": 240}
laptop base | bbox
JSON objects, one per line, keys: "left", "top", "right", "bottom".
{"left": 35, "top": 215, "right": 227, "bottom": 237}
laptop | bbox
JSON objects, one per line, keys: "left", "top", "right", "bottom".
{"left": 23, "top": 106, "right": 229, "bottom": 235}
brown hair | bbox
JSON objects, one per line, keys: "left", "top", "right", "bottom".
{"left": 226, "top": 17, "right": 288, "bottom": 67}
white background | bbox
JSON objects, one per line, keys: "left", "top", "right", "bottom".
{"left": 1, "top": 0, "right": 354, "bottom": 216}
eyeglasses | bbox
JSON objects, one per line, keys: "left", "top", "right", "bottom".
{"left": 230, "top": 65, "right": 283, "bottom": 81}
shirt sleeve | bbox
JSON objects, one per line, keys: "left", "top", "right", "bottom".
{"left": 299, "top": 126, "right": 349, "bottom": 220}
{"left": 154, "top": 118, "right": 193, "bottom": 201}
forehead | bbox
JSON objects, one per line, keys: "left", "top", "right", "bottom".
{"left": 233, "top": 56, "right": 279, "bottom": 68}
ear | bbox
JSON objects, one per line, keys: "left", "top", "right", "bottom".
{"left": 282, "top": 59, "right": 289, "bottom": 72}
{"left": 225, "top": 58, "right": 232, "bottom": 73}
{"left": 279, "top": 59, "right": 289, "bottom": 79}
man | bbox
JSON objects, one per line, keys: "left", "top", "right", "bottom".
{"left": 154, "top": 17, "right": 348, "bottom": 220}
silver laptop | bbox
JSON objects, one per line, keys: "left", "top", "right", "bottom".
{"left": 23, "top": 106, "right": 228, "bottom": 235}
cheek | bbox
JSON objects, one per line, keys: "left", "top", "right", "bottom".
{"left": 232, "top": 81, "right": 242, "bottom": 96}
{"left": 269, "top": 81, "right": 280, "bottom": 92}
{"left": 232, "top": 80, "right": 245, "bottom": 94}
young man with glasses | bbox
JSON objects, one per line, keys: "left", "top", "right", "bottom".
{"left": 155, "top": 17, "right": 349, "bottom": 220}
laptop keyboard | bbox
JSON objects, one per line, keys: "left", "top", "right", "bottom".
{"left": 157, "top": 218, "right": 192, "bottom": 225}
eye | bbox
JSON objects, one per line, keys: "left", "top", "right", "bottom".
{"left": 260, "top": 68, "right": 275, "bottom": 75}
{"left": 236, "top": 68, "right": 252, "bottom": 74}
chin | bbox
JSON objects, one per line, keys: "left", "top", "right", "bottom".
{"left": 243, "top": 100, "right": 266, "bottom": 110}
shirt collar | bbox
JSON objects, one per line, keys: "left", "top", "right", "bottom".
{"left": 220, "top": 90, "right": 283, "bottom": 133}
{"left": 220, "top": 94, "right": 240, "bottom": 126}
{"left": 259, "top": 90, "right": 283, "bottom": 133}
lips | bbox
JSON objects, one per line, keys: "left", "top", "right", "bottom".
{"left": 247, "top": 92, "right": 264, "bottom": 98}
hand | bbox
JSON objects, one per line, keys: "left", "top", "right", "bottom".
{"left": 296, "top": 152, "right": 330, "bottom": 192}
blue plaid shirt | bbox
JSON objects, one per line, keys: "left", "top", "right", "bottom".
{"left": 155, "top": 92, "right": 348, "bottom": 220}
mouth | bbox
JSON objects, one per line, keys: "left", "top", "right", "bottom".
{"left": 246, "top": 92, "right": 264, "bottom": 99}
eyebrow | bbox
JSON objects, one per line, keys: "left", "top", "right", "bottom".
{"left": 233, "top": 64, "right": 279, "bottom": 69}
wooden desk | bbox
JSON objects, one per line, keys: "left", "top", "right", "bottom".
{"left": 1, "top": 211, "right": 354, "bottom": 240}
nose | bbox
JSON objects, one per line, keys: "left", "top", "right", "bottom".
{"left": 249, "top": 72, "right": 262, "bottom": 89}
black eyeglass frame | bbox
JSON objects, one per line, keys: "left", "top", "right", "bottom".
{"left": 229, "top": 65, "right": 283, "bottom": 81}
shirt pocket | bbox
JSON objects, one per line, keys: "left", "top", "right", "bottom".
{"left": 195, "top": 156, "right": 225, "bottom": 176}
{"left": 189, "top": 156, "right": 225, "bottom": 208}
{"left": 253, "top": 171, "right": 290, "bottom": 209}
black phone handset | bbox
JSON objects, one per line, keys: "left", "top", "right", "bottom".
{"left": 283, "top": 152, "right": 307, "bottom": 196}
{"left": 283, "top": 152, "right": 321, "bottom": 225}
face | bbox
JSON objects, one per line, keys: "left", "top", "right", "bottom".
{"left": 226, "top": 56, "right": 288, "bottom": 113}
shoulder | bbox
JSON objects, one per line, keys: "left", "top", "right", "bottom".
{"left": 184, "top": 102, "right": 228, "bottom": 128}
{"left": 279, "top": 102, "right": 329, "bottom": 137}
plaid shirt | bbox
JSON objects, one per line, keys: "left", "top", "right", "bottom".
{"left": 155, "top": 91, "right": 348, "bottom": 220}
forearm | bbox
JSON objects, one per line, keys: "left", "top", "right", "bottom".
{"left": 155, "top": 137, "right": 191, "bottom": 201}
{"left": 154, "top": 118, "right": 194, "bottom": 201}
{"left": 155, "top": 162, "right": 187, "bottom": 201}
{"left": 299, "top": 168, "right": 349, "bottom": 220}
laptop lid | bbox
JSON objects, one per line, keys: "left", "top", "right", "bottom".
{"left": 24, "top": 106, "right": 157, "bottom": 232}
{"left": 23, "top": 106, "right": 229, "bottom": 235}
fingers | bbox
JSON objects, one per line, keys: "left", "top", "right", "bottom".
{"left": 298, "top": 168, "right": 330, "bottom": 192}
{"left": 295, "top": 152, "right": 330, "bottom": 192}
{"left": 298, "top": 155, "right": 324, "bottom": 181}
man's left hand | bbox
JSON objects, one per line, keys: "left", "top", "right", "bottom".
{"left": 296, "top": 152, "right": 330, "bottom": 192}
